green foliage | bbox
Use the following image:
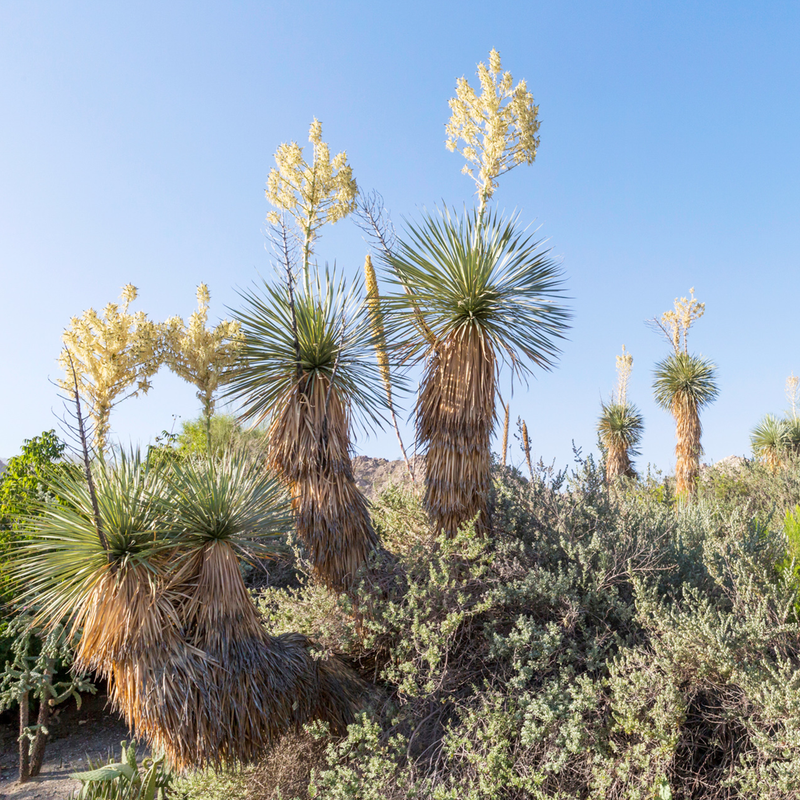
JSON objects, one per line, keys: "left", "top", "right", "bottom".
{"left": 257, "top": 460, "right": 800, "bottom": 799}
{"left": 384, "top": 206, "right": 570, "bottom": 372}
{"left": 176, "top": 414, "right": 267, "bottom": 457}
{"left": 597, "top": 401, "right": 644, "bottom": 454}
{"left": 70, "top": 741, "right": 174, "bottom": 799}
{"left": 0, "top": 430, "right": 65, "bottom": 524}
{"left": 228, "top": 266, "right": 388, "bottom": 431}
{"left": 0, "top": 430, "right": 66, "bottom": 605}
{"left": 652, "top": 351, "right": 719, "bottom": 412}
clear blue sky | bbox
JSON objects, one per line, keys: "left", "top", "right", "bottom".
{"left": 2, "top": 1, "right": 799, "bottom": 476}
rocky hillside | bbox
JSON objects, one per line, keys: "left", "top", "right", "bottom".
{"left": 352, "top": 455, "right": 424, "bottom": 499}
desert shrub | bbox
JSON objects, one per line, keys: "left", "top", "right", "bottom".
{"left": 252, "top": 459, "right": 800, "bottom": 799}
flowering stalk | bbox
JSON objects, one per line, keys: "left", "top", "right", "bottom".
{"left": 364, "top": 254, "right": 414, "bottom": 481}
{"left": 446, "top": 49, "right": 540, "bottom": 221}
{"left": 266, "top": 119, "right": 358, "bottom": 293}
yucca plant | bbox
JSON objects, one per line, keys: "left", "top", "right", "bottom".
{"left": 598, "top": 346, "right": 644, "bottom": 483}
{"left": 598, "top": 402, "right": 644, "bottom": 482}
{"left": 12, "top": 449, "right": 363, "bottom": 770}
{"left": 653, "top": 351, "right": 719, "bottom": 497}
{"left": 651, "top": 289, "right": 718, "bottom": 499}
{"left": 750, "top": 414, "right": 789, "bottom": 468}
{"left": 385, "top": 207, "right": 569, "bottom": 535}
{"left": 750, "top": 374, "right": 800, "bottom": 468}
{"left": 228, "top": 267, "right": 386, "bottom": 592}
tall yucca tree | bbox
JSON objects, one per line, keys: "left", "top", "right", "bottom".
{"left": 11, "top": 450, "right": 362, "bottom": 769}
{"left": 598, "top": 346, "right": 644, "bottom": 482}
{"left": 598, "top": 403, "right": 644, "bottom": 482}
{"left": 651, "top": 289, "right": 718, "bottom": 499}
{"left": 385, "top": 207, "right": 569, "bottom": 535}
{"left": 228, "top": 267, "right": 387, "bottom": 592}
{"left": 653, "top": 352, "right": 719, "bottom": 497}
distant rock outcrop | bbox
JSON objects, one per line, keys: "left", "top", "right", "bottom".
{"left": 0, "top": 459, "right": 6, "bottom": 476}
{"left": 352, "top": 455, "right": 424, "bottom": 499}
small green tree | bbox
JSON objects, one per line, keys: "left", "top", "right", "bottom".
{"left": 0, "top": 430, "right": 66, "bottom": 604}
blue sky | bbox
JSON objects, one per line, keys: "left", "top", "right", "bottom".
{"left": 2, "top": 1, "right": 799, "bottom": 475}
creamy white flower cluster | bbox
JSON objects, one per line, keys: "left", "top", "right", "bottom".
{"left": 446, "top": 49, "right": 541, "bottom": 215}
{"left": 265, "top": 118, "right": 357, "bottom": 274}
{"left": 60, "top": 284, "right": 241, "bottom": 452}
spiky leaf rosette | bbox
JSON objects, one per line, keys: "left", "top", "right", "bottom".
{"left": 11, "top": 451, "right": 169, "bottom": 658}
{"left": 150, "top": 453, "right": 360, "bottom": 769}
{"left": 597, "top": 401, "right": 644, "bottom": 482}
{"left": 385, "top": 207, "right": 569, "bottom": 535}
{"left": 12, "top": 451, "right": 363, "bottom": 770}
{"left": 8, "top": 452, "right": 197, "bottom": 748}
{"left": 228, "top": 268, "right": 385, "bottom": 591}
{"left": 653, "top": 351, "right": 719, "bottom": 497}
{"left": 751, "top": 414, "right": 787, "bottom": 468}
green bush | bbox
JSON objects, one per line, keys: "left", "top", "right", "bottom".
{"left": 251, "top": 460, "right": 800, "bottom": 799}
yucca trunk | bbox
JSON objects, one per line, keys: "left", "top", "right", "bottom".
{"left": 419, "top": 328, "right": 495, "bottom": 536}
{"left": 605, "top": 443, "right": 634, "bottom": 483}
{"left": 673, "top": 393, "right": 702, "bottom": 497}
{"left": 269, "top": 374, "right": 377, "bottom": 591}
{"left": 70, "top": 550, "right": 361, "bottom": 770}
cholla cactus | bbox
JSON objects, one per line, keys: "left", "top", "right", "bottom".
{"left": 163, "top": 284, "right": 242, "bottom": 441}
{"left": 59, "top": 285, "right": 161, "bottom": 453}
{"left": 446, "top": 49, "right": 540, "bottom": 217}
{"left": 266, "top": 118, "right": 358, "bottom": 288}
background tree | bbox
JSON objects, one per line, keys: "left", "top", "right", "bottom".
{"left": 58, "top": 285, "right": 161, "bottom": 453}
{"left": 0, "top": 430, "right": 66, "bottom": 605}
{"left": 652, "top": 289, "right": 719, "bottom": 498}
{"left": 597, "top": 346, "right": 644, "bottom": 482}
{"left": 163, "top": 283, "right": 242, "bottom": 449}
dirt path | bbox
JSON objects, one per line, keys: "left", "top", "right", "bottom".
{"left": 0, "top": 691, "right": 137, "bottom": 800}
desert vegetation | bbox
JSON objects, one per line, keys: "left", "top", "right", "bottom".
{"left": 2, "top": 49, "right": 800, "bottom": 800}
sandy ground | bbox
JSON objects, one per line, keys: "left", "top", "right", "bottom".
{"left": 0, "top": 691, "right": 136, "bottom": 800}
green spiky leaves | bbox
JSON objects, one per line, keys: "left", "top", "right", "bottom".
{"left": 598, "top": 402, "right": 644, "bottom": 455}
{"left": 653, "top": 352, "right": 719, "bottom": 412}
{"left": 228, "top": 267, "right": 388, "bottom": 432}
{"left": 384, "top": 207, "right": 570, "bottom": 376}
{"left": 10, "top": 450, "right": 290, "bottom": 628}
